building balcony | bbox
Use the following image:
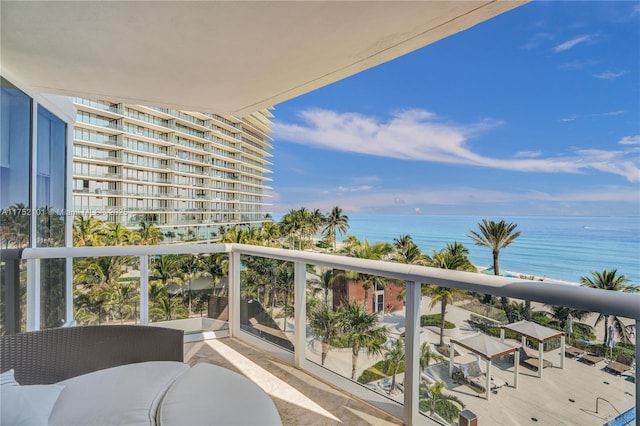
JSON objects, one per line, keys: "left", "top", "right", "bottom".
{"left": 6, "top": 243, "right": 638, "bottom": 425}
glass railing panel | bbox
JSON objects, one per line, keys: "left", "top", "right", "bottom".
{"left": 73, "top": 256, "right": 140, "bottom": 326}
{"left": 408, "top": 291, "right": 636, "bottom": 425}
{"left": 148, "top": 253, "right": 229, "bottom": 336}
{"left": 304, "top": 265, "right": 407, "bottom": 403}
{"left": 239, "top": 255, "right": 295, "bottom": 352}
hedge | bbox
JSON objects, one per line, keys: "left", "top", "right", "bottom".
{"left": 421, "top": 314, "right": 455, "bottom": 329}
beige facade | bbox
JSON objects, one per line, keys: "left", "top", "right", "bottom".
{"left": 72, "top": 98, "right": 273, "bottom": 241}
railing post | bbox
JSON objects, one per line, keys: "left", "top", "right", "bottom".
{"left": 139, "top": 255, "right": 149, "bottom": 325}
{"left": 26, "top": 258, "right": 40, "bottom": 331}
{"left": 403, "top": 280, "right": 421, "bottom": 425}
{"left": 294, "top": 261, "right": 306, "bottom": 368}
{"left": 228, "top": 251, "right": 241, "bottom": 337}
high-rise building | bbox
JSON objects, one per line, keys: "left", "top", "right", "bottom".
{"left": 71, "top": 98, "right": 274, "bottom": 241}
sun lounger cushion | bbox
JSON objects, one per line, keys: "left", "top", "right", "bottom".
{"left": 49, "top": 361, "right": 189, "bottom": 426}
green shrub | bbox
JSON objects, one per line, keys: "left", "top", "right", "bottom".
{"left": 357, "top": 359, "right": 406, "bottom": 383}
{"left": 421, "top": 314, "right": 455, "bottom": 329}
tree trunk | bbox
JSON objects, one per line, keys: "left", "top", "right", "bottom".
{"left": 321, "top": 342, "right": 328, "bottom": 366}
{"left": 363, "top": 287, "right": 369, "bottom": 311}
{"left": 351, "top": 346, "right": 359, "bottom": 380}
{"left": 440, "top": 299, "right": 447, "bottom": 347}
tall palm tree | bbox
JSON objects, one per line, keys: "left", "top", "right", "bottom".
{"left": 322, "top": 206, "right": 349, "bottom": 251}
{"left": 136, "top": 221, "right": 163, "bottom": 245}
{"left": 467, "top": 219, "right": 521, "bottom": 322}
{"left": 201, "top": 253, "right": 229, "bottom": 296}
{"left": 308, "top": 304, "right": 341, "bottom": 366}
{"left": 339, "top": 237, "right": 392, "bottom": 310}
{"left": 419, "top": 381, "right": 465, "bottom": 423}
{"left": 392, "top": 234, "right": 426, "bottom": 265}
{"left": 179, "top": 255, "right": 204, "bottom": 315}
{"left": 104, "top": 222, "right": 132, "bottom": 246}
{"left": 73, "top": 214, "right": 104, "bottom": 246}
{"left": 310, "top": 268, "right": 338, "bottom": 305}
{"left": 419, "top": 342, "right": 445, "bottom": 373}
{"left": 340, "top": 301, "right": 389, "bottom": 380}
{"left": 425, "top": 246, "right": 468, "bottom": 346}
{"left": 580, "top": 269, "right": 638, "bottom": 344}
{"left": 383, "top": 338, "right": 405, "bottom": 395}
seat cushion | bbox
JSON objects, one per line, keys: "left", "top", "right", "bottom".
{"left": 49, "top": 361, "right": 189, "bottom": 426}
{"left": 159, "top": 363, "right": 282, "bottom": 426}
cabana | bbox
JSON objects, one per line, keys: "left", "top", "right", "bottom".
{"left": 449, "top": 333, "right": 520, "bottom": 400}
{"left": 502, "top": 320, "right": 566, "bottom": 378}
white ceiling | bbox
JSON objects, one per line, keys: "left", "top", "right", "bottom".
{"left": 1, "top": 1, "right": 525, "bottom": 116}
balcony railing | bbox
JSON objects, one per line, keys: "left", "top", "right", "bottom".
{"left": 12, "top": 244, "right": 640, "bottom": 425}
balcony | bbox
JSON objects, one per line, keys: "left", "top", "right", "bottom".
{"left": 6, "top": 244, "right": 638, "bottom": 425}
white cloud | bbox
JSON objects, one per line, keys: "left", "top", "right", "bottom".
{"left": 514, "top": 150, "right": 542, "bottom": 158}
{"left": 620, "top": 135, "right": 640, "bottom": 145}
{"left": 520, "top": 32, "right": 554, "bottom": 50}
{"left": 274, "top": 108, "right": 640, "bottom": 182}
{"left": 337, "top": 185, "right": 373, "bottom": 193}
{"left": 559, "top": 110, "right": 625, "bottom": 122}
{"left": 553, "top": 35, "right": 591, "bottom": 52}
{"left": 593, "top": 71, "right": 627, "bottom": 80}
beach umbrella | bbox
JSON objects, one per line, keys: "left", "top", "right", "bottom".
{"left": 566, "top": 313, "right": 573, "bottom": 339}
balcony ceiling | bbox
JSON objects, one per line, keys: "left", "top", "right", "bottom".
{"left": 1, "top": 1, "right": 525, "bottom": 116}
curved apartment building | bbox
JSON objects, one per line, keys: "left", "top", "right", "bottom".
{"left": 72, "top": 98, "right": 273, "bottom": 241}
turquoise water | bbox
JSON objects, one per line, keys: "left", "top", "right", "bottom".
{"left": 274, "top": 214, "right": 640, "bottom": 286}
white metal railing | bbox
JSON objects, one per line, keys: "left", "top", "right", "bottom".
{"left": 18, "top": 243, "right": 640, "bottom": 425}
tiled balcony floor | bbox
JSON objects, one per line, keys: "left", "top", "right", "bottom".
{"left": 184, "top": 338, "right": 402, "bottom": 425}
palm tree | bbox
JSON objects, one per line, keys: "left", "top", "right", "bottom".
{"left": 73, "top": 214, "right": 104, "bottom": 246}
{"left": 104, "top": 222, "right": 132, "bottom": 246}
{"left": 339, "top": 237, "right": 393, "bottom": 310}
{"left": 419, "top": 381, "right": 465, "bottom": 423}
{"left": 419, "top": 342, "right": 445, "bottom": 373}
{"left": 322, "top": 206, "right": 349, "bottom": 251}
{"left": 201, "top": 253, "right": 228, "bottom": 296}
{"left": 467, "top": 219, "right": 521, "bottom": 322}
{"left": 392, "top": 234, "right": 426, "bottom": 265}
{"left": 310, "top": 268, "right": 338, "bottom": 305}
{"left": 340, "top": 301, "right": 389, "bottom": 380}
{"left": 383, "top": 338, "right": 405, "bottom": 395}
{"left": 179, "top": 255, "right": 204, "bottom": 315}
{"left": 425, "top": 246, "right": 468, "bottom": 346}
{"left": 308, "top": 304, "right": 341, "bottom": 366}
{"left": 136, "top": 221, "right": 163, "bottom": 245}
{"left": 580, "top": 269, "right": 638, "bottom": 344}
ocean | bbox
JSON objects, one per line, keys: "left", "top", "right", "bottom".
{"left": 274, "top": 214, "right": 640, "bottom": 286}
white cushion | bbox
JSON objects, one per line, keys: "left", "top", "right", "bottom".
{"left": 0, "top": 384, "right": 64, "bottom": 426}
{"left": 159, "top": 363, "right": 282, "bottom": 426}
{"left": 49, "top": 361, "right": 189, "bottom": 426}
{"left": 0, "top": 369, "right": 19, "bottom": 386}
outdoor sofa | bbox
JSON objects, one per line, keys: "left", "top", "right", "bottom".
{"left": 0, "top": 325, "right": 282, "bottom": 426}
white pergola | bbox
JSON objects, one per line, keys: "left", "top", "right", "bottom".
{"left": 502, "top": 320, "right": 566, "bottom": 378}
{"left": 449, "top": 333, "right": 520, "bottom": 400}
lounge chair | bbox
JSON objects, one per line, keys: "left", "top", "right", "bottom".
{"left": 519, "top": 347, "right": 552, "bottom": 371}
{"left": 458, "top": 361, "right": 506, "bottom": 393}
{"left": 565, "top": 340, "right": 588, "bottom": 358}
{"left": 580, "top": 344, "right": 606, "bottom": 366}
{"left": 605, "top": 354, "right": 634, "bottom": 375}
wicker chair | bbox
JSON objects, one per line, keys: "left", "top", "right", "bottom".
{"left": 0, "top": 325, "right": 184, "bottom": 385}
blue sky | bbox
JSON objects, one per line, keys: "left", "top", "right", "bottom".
{"left": 267, "top": 1, "right": 640, "bottom": 217}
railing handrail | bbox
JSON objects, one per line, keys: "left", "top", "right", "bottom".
{"left": 16, "top": 243, "right": 640, "bottom": 320}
